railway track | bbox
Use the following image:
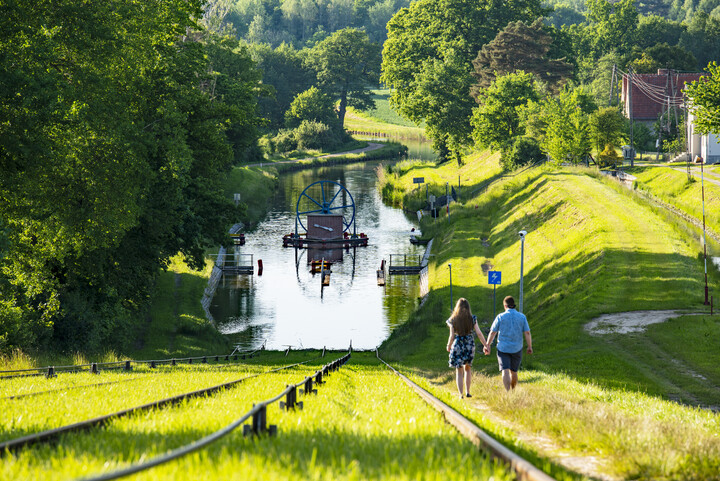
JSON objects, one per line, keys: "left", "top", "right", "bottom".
{"left": 4, "top": 352, "right": 554, "bottom": 480}
{"left": 0, "top": 354, "right": 322, "bottom": 454}
{"left": 75, "top": 353, "right": 352, "bottom": 481}
{"left": 377, "top": 353, "right": 556, "bottom": 481}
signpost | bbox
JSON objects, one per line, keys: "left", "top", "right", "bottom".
{"left": 488, "top": 271, "right": 502, "bottom": 320}
{"left": 413, "top": 177, "right": 425, "bottom": 184}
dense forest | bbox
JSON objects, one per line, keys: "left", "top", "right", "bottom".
{"left": 4, "top": 0, "right": 720, "bottom": 355}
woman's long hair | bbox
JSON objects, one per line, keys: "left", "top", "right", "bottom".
{"left": 450, "top": 298, "right": 473, "bottom": 336}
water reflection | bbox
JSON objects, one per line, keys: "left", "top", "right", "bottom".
{"left": 211, "top": 162, "right": 425, "bottom": 350}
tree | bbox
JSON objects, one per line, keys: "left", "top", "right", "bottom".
{"left": 635, "top": 15, "right": 686, "bottom": 50}
{"left": 0, "top": 0, "right": 262, "bottom": 352}
{"left": 585, "top": 0, "right": 639, "bottom": 58}
{"left": 471, "top": 71, "right": 540, "bottom": 151}
{"left": 305, "top": 28, "right": 381, "bottom": 129}
{"left": 381, "top": 0, "right": 545, "bottom": 161}
{"left": 284, "top": 86, "right": 339, "bottom": 128}
{"left": 629, "top": 43, "right": 698, "bottom": 74}
{"left": 679, "top": 11, "right": 720, "bottom": 71}
{"left": 541, "top": 88, "right": 595, "bottom": 165}
{"left": 547, "top": 5, "right": 586, "bottom": 28}
{"left": 500, "top": 136, "right": 544, "bottom": 171}
{"left": 589, "top": 107, "right": 627, "bottom": 153}
{"left": 685, "top": 62, "right": 720, "bottom": 135}
{"left": 471, "top": 19, "right": 573, "bottom": 97}
{"left": 249, "top": 42, "right": 314, "bottom": 128}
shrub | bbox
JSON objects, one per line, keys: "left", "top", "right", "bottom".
{"left": 500, "top": 137, "right": 544, "bottom": 171}
{"left": 272, "top": 129, "right": 298, "bottom": 153}
{"left": 294, "top": 120, "right": 340, "bottom": 150}
{"left": 598, "top": 144, "right": 621, "bottom": 169}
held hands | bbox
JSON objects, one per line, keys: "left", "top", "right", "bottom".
{"left": 482, "top": 343, "right": 490, "bottom": 355}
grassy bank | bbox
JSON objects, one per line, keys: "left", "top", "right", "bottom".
{"left": 270, "top": 141, "right": 408, "bottom": 174}
{"left": 377, "top": 151, "right": 720, "bottom": 479}
{"left": 345, "top": 90, "right": 426, "bottom": 139}
{"left": 628, "top": 164, "right": 720, "bottom": 238}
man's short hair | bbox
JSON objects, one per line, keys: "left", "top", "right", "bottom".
{"left": 503, "top": 296, "right": 516, "bottom": 308}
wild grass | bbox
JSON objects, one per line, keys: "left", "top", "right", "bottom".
{"left": 1, "top": 353, "right": 516, "bottom": 481}
{"left": 345, "top": 92, "right": 426, "bottom": 139}
{"left": 359, "top": 89, "right": 421, "bottom": 128}
{"left": 0, "top": 351, "right": 323, "bottom": 441}
{"left": 133, "top": 253, "right": 229, "bottom": 361}
{"left": 223, "top": 166, "right": 278, "bottom": 227}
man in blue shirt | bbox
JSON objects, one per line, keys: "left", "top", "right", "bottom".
{"left": 484, "top": 296, "right": 533, "bottom": 391}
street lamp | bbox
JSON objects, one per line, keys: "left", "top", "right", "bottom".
{"left": 518, "top": 230, "right": 527, "bottom": 312}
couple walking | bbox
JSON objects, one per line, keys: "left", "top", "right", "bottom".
{"left": 446, "top": 296, "right": 532, "bottom": 397}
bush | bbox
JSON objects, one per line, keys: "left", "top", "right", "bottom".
{"left": 500, "top": 137, "right": 544, "bottom": 171}
{"left": 272, "top": 129, "right": 297, "bottom": 153}
{"left": 598, "top": 144, "right": 622, "bottom": 169}
{"left": 294, "top": 120, "right": 340, "bottom": 150}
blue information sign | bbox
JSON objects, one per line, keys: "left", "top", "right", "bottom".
{"left": 413, "top": 177, "right": 425, "bottom": 184}
{"left": 488, "top": 271, "right": 502, "bottom": 285}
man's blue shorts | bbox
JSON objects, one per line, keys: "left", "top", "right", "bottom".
{"left": 497, "top": 349, "right": 523, "bottom": 372}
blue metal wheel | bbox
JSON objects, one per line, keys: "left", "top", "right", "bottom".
{"left": 296, "top": 180, "right": 356, "bottom": 233}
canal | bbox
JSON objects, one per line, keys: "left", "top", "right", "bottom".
{"left": 211, "top": 161, "right": 428, "bottom": 350}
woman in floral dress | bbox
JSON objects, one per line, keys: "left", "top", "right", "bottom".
{"left": 446, "top": 298, "right": 488, "bottom": 399}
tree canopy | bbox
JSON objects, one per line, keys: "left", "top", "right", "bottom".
{"left": 305, "top": 28, "right": 381, "bottom": 129}
{"left": 381, "top": 0, "right": 546, "bottom": 161}
{"left": 0, "top": 0, "right": 262, "bottom": 352}
{"left": 471, "top": 19, "right": 573, "bottom": 97}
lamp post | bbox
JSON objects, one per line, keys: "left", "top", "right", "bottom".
{"left": 699, "top": 156, "right": 710, "bottom": 305}
{"left": 518, "top": 230, "right": 527, "bottom": 312}
{"left": 448, "top": 263, "right": 453, "bottom": 311}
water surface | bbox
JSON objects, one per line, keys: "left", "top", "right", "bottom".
{"left": 211, "top": 162, "right": 425, "bottom": 350}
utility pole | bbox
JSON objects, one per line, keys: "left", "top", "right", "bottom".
{"left": 628, "top": 67, "right": 634, "bottom": 167}
{"left": 609, "top": 64, "right": 617, "bottom": 107}
{"left": 701, "top": 157, "right": 710, "bottom": 305}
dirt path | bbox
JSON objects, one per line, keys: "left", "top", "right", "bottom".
{"left": 585, "top": 310, "right": 720, "bottom": 410}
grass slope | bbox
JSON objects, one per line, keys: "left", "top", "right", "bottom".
{"left": 378, "top": 153, "right": 720, "bottom": 480}
{"left": 629, "top": 164, "right": 720, "bottom": 237}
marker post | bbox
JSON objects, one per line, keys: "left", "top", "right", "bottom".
{"left": 488, "top": 271, "right": 502, "bottom": 320}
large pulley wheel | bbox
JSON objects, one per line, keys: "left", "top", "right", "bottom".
{"left": 296, "top": 180, "right": 356, "bottom": 233}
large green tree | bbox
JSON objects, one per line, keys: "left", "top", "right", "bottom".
{"left": 0, "top": 0, "right": 261, "bottom": 352}
{"left": 381, "top": 0, "right": 545, "bottom": 161}
{"left": 471, "top": 71, "right": 541, "bottom": 151}
{"left": 471, "top": 19, "right": 573, "bottom": 97}
{"left": 588, "top": 106, "right": 627, "bottom": 153}
{"left": 305, "top": 28, "right": 381, "bottom": 129}
{"left": 538, "top": 88, "right": 596, "bottom": 165}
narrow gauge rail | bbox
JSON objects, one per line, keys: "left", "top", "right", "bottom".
{"left": 75, "top": 353, "right": 351, "bottom": 481}
{"left": 0, "top": 376, "right": 144, "bottom": 401}
{"left": 0, "top": 345, "right": 265, "bottom": 380}
{"left": 377, "top": 353, "right": 556, "bottom": 481}
{"left": 0, "top": 354, "right": 320, "bottom": 454}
